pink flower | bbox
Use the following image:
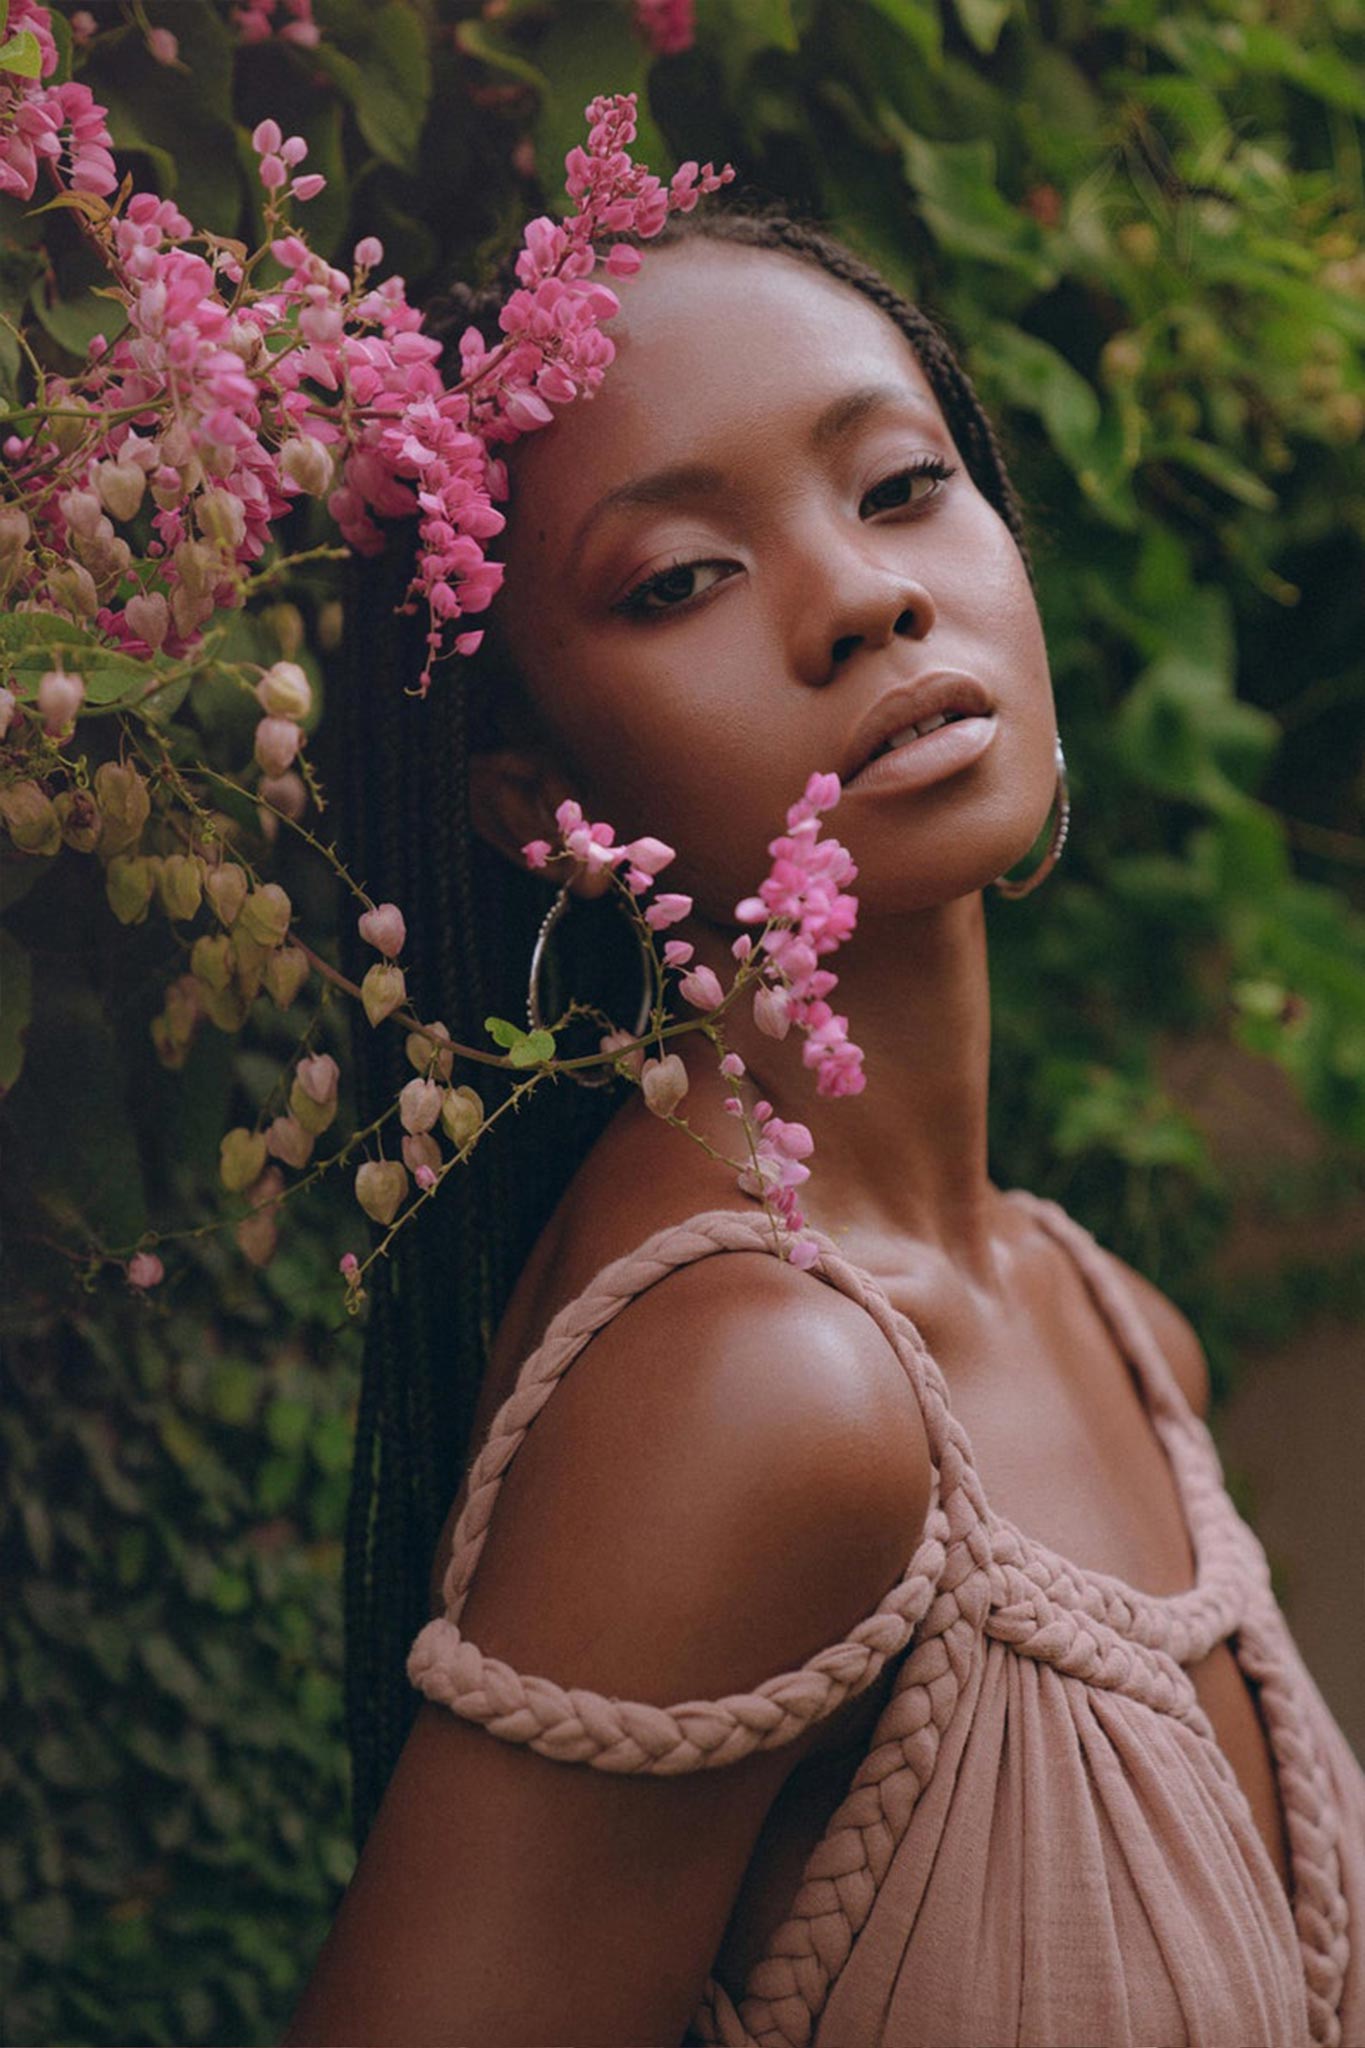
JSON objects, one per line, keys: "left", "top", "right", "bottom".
{"left": 634, "top": 0, "right": 695, "bottom": 55}
{"left": 662, "top": 939, "right": 693, "bottom": 967}
{"left": 641, "top": 1052, "right": 688, "bottom": 1117}
{"left": 644, "top": 893, "right": 693, "bottom": 931}
{"left": 255, "top": 716, "right": 302, "bottom": 777}
{"left": 719, "top": 1051, "right": 745, "bottom": 1078}
{"left": 677, "top": 963, "right": 723, "bottom": 1011}
{"left": 37, "top": 667, "right": 84, "bottom": 737}
{"left": 146, "top": 26, "right": 179, "bottom": 64}
{"left": 296, "top": 1051, "right": 339, "bottom": 1104}
{"left": 127, "top": 1251, "right": 164, "bottom": 1289}
{"left": 521, "top": 838, "right": 552, "bottom": 869}
{"left": 358, "top": 901, "right": 406, "bottom": 958}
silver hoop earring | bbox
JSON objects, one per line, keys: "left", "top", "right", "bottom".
{"left": 992, "top": 733, "right": 1070, "bottom": 899}
{"left": 527, "top": 883, "right": 654, "bottom": 1089}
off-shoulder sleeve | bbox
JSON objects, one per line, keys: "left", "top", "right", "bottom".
{"left": 406, "top": 1207, "right": 951, "bottom": 1776}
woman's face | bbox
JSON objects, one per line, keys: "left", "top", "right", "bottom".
{"left": 492, "top": 238, "right": 1057, "bottom": 923}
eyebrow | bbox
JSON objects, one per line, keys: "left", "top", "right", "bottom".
{"left": 569, "top": 382, "right": 922, "bottom": 563}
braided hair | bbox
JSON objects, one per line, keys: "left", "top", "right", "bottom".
{"left": 333, "top": 198, "right": 1031, "bottom": 1853}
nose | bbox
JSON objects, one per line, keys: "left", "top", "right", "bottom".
{"left": 787, "top": 535, "right": 938, "bottom": 687}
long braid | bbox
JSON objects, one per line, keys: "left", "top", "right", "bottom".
{"left": 336, "top": 200, "right": 1033, "bottom": 1854}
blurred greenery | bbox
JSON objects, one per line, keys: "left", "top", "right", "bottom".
{"left": 1, "top": 0, "right": 1362, "bottom": 2038}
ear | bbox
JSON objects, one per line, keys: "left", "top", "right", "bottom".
{"left": 467, "top": 746, "right": 558, "bottom": 868}
{"left": 466, "top": 748, "right": 612, "bottom": 899}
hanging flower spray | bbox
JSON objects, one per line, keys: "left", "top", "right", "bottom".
{"left": 0, "top": 4, "right": 864, "bottom": 1304}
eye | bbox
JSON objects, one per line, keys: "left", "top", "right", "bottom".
{"left": 860, "top": 455, "right": 957, "bottom": 516}
{"left": 613, "top": 558, "right": 736, "bottom": 621}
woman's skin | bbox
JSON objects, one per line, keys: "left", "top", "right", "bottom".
{"left": 282, "top": 241, "right": 1290, "bottom": 2046}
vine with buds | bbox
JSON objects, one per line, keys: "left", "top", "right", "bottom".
{"left": 0, "top": 4, "right": 876, "bottom": 1309}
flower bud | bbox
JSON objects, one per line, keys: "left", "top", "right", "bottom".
{"left": 641, "top": 1053, "right": 689, "bottom": 1117}
{"left": 357, "top": 901, "right": 405, "bottom": 958}
{"left": 105, "top": 853, "right": 155, "bottom": 922}
{"left": 355, "top": 1159, "right": 407, "bottom": 1226}
{"left": 197, "top": 487, "right": 246, "bottom": 550}
{"left": 236, "top": 1205, "right": 279, "bottom": 1268}
{"left": 92, "top": 761, "right": 151, "bottom": 857}
{"left": 316, "top": 600, "right": 344, "bottom": 651}
{"left": 46, "top": 561, "right": 99, "bottom": 618}
{"left": 279, "top": 435, "right": 335, "bottom": 497}
{"left": 201, "top": 980, "right": 250, "bottom": 1032}
{"left": 753, "top": 985, "right": 792, "bottom": 1039}
{"left": 265, "top": 1114, "right": 313, "bottom": 1167}
{"left": 0, "top": 504, "right": 32, "bottom": 567}
{"left": 58, "top": 489, "right": 105, "bottom": 540}
{"left": 164, "top": 972, "right": 203, "bottom": 1047}
{"left": 170, "top": 581, "right": 214, "bottom": 639}
{"left": 172, "top": 537, "right": 220, "bottom": 601}
{"left": 598, "top": 1028, "right": 644, "bottom": 1078}
{"left": 678, "top": 964, "right": 724, "bottom": 1011}
{"left": 263, "top": 945, "right": 309, "bottom": 1008}
{"left": 93, "top": 459, "right": 147, "bottom": 524}
{"left": 439, "top": 1084, "right": 484, "bottom": 1148}
{"left": 220, "top": 1126, "right": 268, "bottom": 1192}
{"left": 289, "top": 1076, "right": 337, "bottom": 1135}
{"left": 53, "top": 787, "right": 103, "bottom": 853}
{"left": 254, "top": 715, "right": 302, "bottom": 778}
{"left": 0, "top": 781, "right": 61, "bottom": 856}
{"left": 156, "top": 852, "right": 203, "bottom": 922}
{"left": 261, "top": 603, "right": 305, "bottom": 659}
{"left": 292, "top": 1051, "right": 337, "bottom": 1106}
{"left": 406, "top": 1020, "right": 454, "bottom": 1081}
{"left": 204, "top": 861, "right": 249, "bottom": 926}
{"left": 123, "top": 591, "right": 169, "bottom": 650}
{"left": 361, "top": 962, "right": 406, "bottom": 1027}
{"left": 191, "top": 932, "right": 234, "bottom": 992}
{"left": 402, "top": 1132, "right": 441, "bottom": 1176}
{"left": 258, "top": 771, "right": 307, "bottom": 822}
{"left": 151, "top": 1012, "right": 189, "bottom": 1070}
{"left": 48, "top": 399, "right": 92, "bottom": 458}
{"left": 38, "top": 668, "right": 85, "bottom": 737}
{"left": 230, "top": 930, "right": 267, "bottom": 1002}
{"left": 398, "top": 1077, "right": 442, "bottom": 1134}
{"left": 237, "top": 882, "right": 291, "bottom": 949}
{"left": 256, "top": 660, "right": 312, "bottom": 720}
{"left": 126, "top": 1251, "right": 164, "bottom": 1289}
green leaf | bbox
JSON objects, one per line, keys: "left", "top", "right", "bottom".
{"left": 508, "top": 1028, "right": 556, "bottom": 1067}
{"left": 531, "top": 10, "right": 668, "bottom": 203}
{"left": 1153, "top": 436, "right": 1279, "bottom": 512}
{"left": 484, "top": 1014, "right": 525, "bottom": 1050}
{"left": 0, "top": 28, "right": 42, "bottom": 78}
{"left": 453, "top": 18, "right": 549, "bottom": 93}
{"left": 308, "top": 1, "right": 432, "bottom": 174}
{"left": 0, "top": 928, "right": 31, "bottom": 1098}
{"left": 953, "top": 0, "right": 1012, "bottom": 56}
{"left": 887, "top": 119, "right": 1057, "bottom": 288}
{"left": 698, "top": 0, "right": 799, "bottom": 93}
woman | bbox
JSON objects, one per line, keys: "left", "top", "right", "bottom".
{"left": 285, "top": 206, "right": 1365, "bottom": 2046}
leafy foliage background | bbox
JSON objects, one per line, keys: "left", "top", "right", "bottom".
{"left": 1, "top": 0, "right": 1362, "bottom": 2039}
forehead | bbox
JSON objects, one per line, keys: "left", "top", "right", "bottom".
{"left": 503, "top": 239, "right": 950, "bottom": 540}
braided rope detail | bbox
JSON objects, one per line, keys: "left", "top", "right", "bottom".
{"left": 1236, "top": 1608, "right": 1349, "bottom": 2046}
{"left": 408, "top": 1208, "right": 962, "bottom": 1772}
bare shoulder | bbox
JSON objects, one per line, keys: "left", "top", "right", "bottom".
{"left": 1094, "top": 1244, "right": 1211, "bottom": 1421}
{"left": 456, "top": 1239, "right": 934, "bottom": 1706}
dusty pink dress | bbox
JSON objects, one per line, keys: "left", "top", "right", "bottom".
{"left": 407, "top": 1191, "right": 1365, "bottom": 2047}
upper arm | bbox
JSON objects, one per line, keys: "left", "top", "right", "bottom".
{"left": 1101, "top": 1250, "right": 1211, "bottom": 1421}
{"left": 283, "top": 1252, "right": 931, "bottom": 2048}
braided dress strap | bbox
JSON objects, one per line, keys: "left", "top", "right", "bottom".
{"left": 406, "top": 1206, "right": 968, "bottom": 1775}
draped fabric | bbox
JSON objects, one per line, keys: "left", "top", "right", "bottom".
{"left": 408, "top": 1193, "right": 1365, "bottom": 2047}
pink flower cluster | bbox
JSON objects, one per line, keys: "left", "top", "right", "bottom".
{"left": 2, "top": 29, "right": 734, "bottom": 695}
{"left": 725, "top": 1093, "right": 820, "bottom": 1270}
{"left": 735, "top": 772, "right": 866, "bottom": 1099}
{"left": 0, "top": 0, "right": 116, "bottom": 202}
{"left": 230, "top": 0, "right": 320, "bottom": 47}
{"left": 523, "top": 799, "right": 686, "bottom": 922}
{"left": 634, "top": 0, "right": 696, "bottom": 57}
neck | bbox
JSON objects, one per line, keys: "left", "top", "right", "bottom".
{"left": 673, "top": 888, "right": 1003, "bottom": 1286}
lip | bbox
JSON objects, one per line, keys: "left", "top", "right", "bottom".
{"left": 842, "top": 713, "right": 998, "bottom": 795}
{"left": 842, "top": 671, "right": 996, "bottom": 787}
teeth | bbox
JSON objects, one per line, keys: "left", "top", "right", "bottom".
{"left": 874, "top": 710, "right": 964, "bottom": 758}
